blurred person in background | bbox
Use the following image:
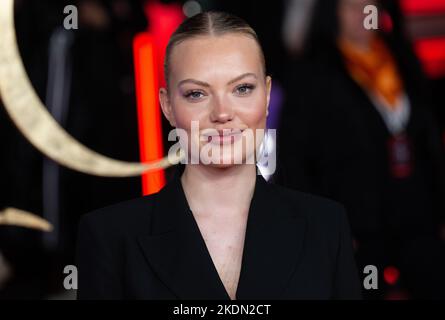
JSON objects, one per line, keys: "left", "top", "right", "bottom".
{"left": 0, "top": 0, "right": 146, "bottom": 299}
{"left": 278, "top": 0, "right": 445, "bottom": 299}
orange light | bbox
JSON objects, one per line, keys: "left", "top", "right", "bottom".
{"left": 133, "top": 1, "right": 184, "bottom": 195}
{"left": 133, "top": 33, "right": 165, "bottom": 195}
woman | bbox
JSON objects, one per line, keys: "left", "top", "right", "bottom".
{"left": 76, "top": 11, "right": 361, "bottom": 300}
{"left": 278, "top": 0, "right": 445, "bottom": 298}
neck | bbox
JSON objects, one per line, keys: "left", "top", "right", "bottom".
{"left": 181, "top": 164, "right": 257, "bottom": 218}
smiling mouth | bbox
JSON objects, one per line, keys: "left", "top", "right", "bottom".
{"left": 201, "top": 129, "right": 244, "bottom": 145}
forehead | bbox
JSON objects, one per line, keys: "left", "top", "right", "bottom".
{"left": 169, "top": 34, "right": 263, "bottom": 82}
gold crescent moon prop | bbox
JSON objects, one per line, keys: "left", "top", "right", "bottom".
{"left": 0, "top": 207, "right": 53, "bottom": 232}
{"left": 0, "top": 0, "right": 182, "bottom": 177}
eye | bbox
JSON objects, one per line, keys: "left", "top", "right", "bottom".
{"left": 184, "top": 90, "right": 205, "bottom": 101}
{"left": 234, "top": 83, "right": 255, "bottom": 96}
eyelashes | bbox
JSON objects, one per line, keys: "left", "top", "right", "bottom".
{"left": 234, "top": 83, "right": 256, "bottom": 96}
{"left": 183, "top": 83, "right": 256, "bottom": 101}
{"left": 184, "top": 90, "right": 205, "bottom": 100}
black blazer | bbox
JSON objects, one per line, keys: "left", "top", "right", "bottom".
{"left": 76, "top": 174, "right": 362, "bottom": 300}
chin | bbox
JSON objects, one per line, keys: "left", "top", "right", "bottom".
{"left": 206, "top": 162, "right": 236, "bottom": 169}
{"left": 205, "top": 152, "right": 256, "bottom": 168}
{"left": 206, "top": 157, "right": 241, "bottom": 168}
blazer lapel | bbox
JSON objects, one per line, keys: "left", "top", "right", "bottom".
{"left": 137, "top": 175, "right": 230, "bottom": 299}
{"left": 137, "top": 173, "right": 307, "bottom": 300}
{"left": 236, "top": 176, "right": 307, "bottom": 299}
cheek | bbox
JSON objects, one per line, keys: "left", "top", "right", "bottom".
{"left": 171, "top": 99, "right": 206, "bottom": 130}
{"left": 170, "top": 99, "right": 207, "bottom": 152}
{"left": 237, "top": 94, "right": 268, "bottom": 129}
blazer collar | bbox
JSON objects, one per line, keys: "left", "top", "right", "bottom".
{"left": 137, "top": 172, "right": 307, "bottom": 300}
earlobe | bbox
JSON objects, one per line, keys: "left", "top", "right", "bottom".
{"left": 266, "top": 76, "right": 272, "bottom": 115}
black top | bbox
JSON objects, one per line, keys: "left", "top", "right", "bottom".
{"left": 76, "top": 174, "right": 362, "bottom": 300}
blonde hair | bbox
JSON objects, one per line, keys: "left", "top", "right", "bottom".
{"left": 164, "top": 11, "right": 266, "bottom": 87}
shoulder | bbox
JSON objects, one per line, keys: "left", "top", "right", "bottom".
{"left": 77, "top": 192, "right": 159, "bottom": 239}
{"left": 268, "top": 182, "right": 353, "bottom": 263}
{"left": 268, "top": 182, "right": 348, "bottom": 234}
{"left": 269, "top": 181, "right": 346, "bottom": 214}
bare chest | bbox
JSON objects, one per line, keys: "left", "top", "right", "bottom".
{"left": 195, "top": 216, "right": 248, "bottom": 300}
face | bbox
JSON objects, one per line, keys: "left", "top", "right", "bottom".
{"left": 338, "top": 0, "right": 377, "bottom": 45}
{"left": 160, "top": 33, "right": 272, "bottom": 167}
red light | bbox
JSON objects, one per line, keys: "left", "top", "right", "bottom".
{"left": 401, "top": 0, "right": 445, "bottom": 15}
{"left": 132, "top": 2, "right": 184, "bottom": 196}
{"left": 384, "top": 266, "right": 400, "bottom": 285}
{"left": 414, "top": 37, "right": 445, "bottom": 79}
{"left": 133, "top": 33, "right": 165, "bottom": 195}
{"left": 144, "top": 1, "right": 184, "bottom": 88}
{"left": 381, "top": 11, "right": 393, "bottom": 33}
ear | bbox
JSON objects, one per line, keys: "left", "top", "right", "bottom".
{"left": 265, "top": 76, "right": 272, "bottom": 117}
{"left": 159, "top": 87, "right": 176, "bottom": 127}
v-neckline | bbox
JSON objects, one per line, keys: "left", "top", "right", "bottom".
{"left": 137, "top": 171, "right": 307, "bottom": 299}
{"left": 177, "top": 175, "right": 259, "bottom": 300}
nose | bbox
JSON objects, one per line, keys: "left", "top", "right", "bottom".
{"left": 209, "top": 95, "right": 234, "bottom": 123}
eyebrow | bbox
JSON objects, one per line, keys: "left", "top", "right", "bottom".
{"left": 177, "top": 73, "right": 257, "bottom": 88}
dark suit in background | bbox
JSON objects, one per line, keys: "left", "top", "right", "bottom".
{"left": 277, "top": 27, "right": 445, "bottom": 298}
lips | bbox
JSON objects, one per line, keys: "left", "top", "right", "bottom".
{"left": 201, "top": 128, "right": 244, "bottom": 145}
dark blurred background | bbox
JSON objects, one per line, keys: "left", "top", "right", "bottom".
{"left": 0, "top": 0, "right": 444, "bottom": 299}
